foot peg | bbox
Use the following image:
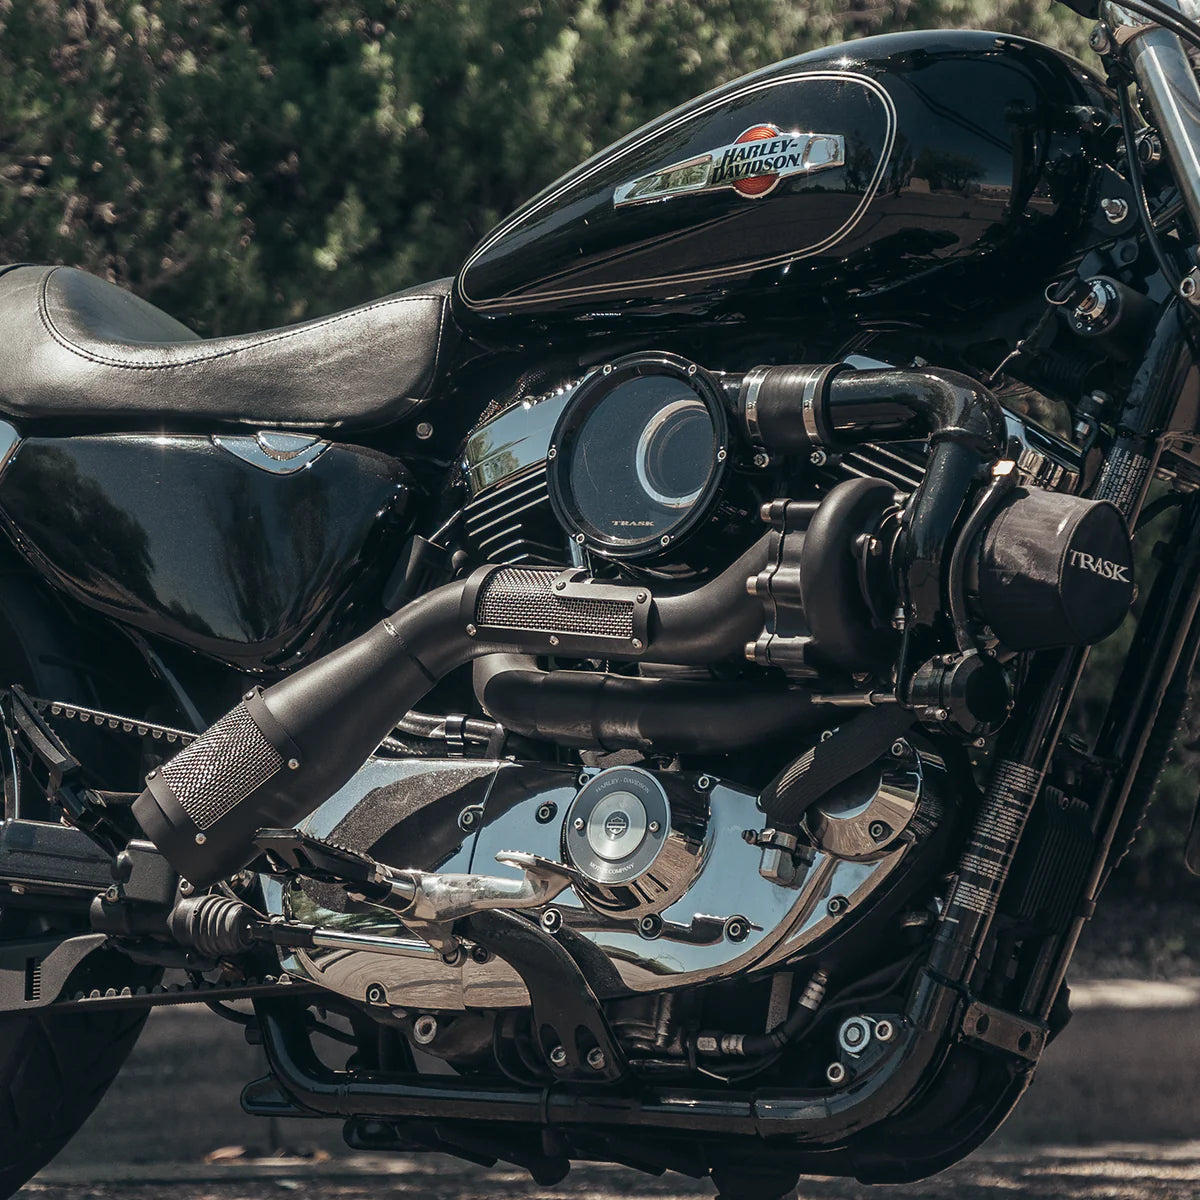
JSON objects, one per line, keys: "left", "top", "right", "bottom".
{"left": 255, "top": 829, "right": 584, "bottom": 954}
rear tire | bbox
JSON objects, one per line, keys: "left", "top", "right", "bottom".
{"left": 0, "top": 984, "right": 151, "bottom": 1197}
{"left": 0, "top": 569, "right": 160, "bottom": 1196}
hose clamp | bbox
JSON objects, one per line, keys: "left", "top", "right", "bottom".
{"left": 740, "top": 366, "right": 770, "bottom": 444}
{"left": 801, "top": 374, "right": 822, "bottom": 445}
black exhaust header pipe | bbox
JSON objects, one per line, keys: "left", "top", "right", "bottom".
{"left": 134, "top": 538, "right": 770, "bottom": 885}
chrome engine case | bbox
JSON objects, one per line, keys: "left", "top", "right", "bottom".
{"left": 265, "top": 746, "right": 944, "bottom": 1012}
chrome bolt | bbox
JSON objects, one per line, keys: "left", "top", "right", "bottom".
{"left": 194, "top": 832, "right": 207, "bottom": 845}
{"left": 287, "top": 758, "right": 300, "bottom": 770}
{"left": 631, "top": 637, "right": 643, "bottom": 649}
{"left": 638, "top": 914, "right": 662, "bottom": 938}
{"left": 549, "top": 635, "right": 560, "bottom": 646}
{"left": 810, "top": 449, "right": 828, "bottom": 467}
{"left": 415, "top": 421, "right": 434, "bottom": 440}
{"left": 178, "top": 880, "right": 195, "bottom": 897}
{"left": 820, "top": 729, "right": 834, "bottom": 742}
{"left": 465, "top": 623, "right": 477, "bottom": 637}
{"left": 838, "top": 1016, "right": 872, "bottom": 1055}
{"left": 550, "top": 1045, "right": 568, "bottom": 1066}
{"left": 412, "top": 1014, "right": 438, "bottom": 1044}
{"left": 826, "top": 1061, "right": 847, "bottom": 1085}
{"left": 686, "top": 363, "right": 697, "bottom": 376}
{"left": 660, "top": 534, "right": 671, "bottom": 546}
{"left": 1101, "top": 197, "right": 1129, "bottom": 224}
{"left": 146, "top": 769, "right": 157, "bottom": 780}
{"left": 875, "top": 1019, "right": 896, "bottom": 1043}
{"left": 575, "top": 532, "right": 586, "bottom": 544}
{"left": 890, "top": 740, "right": 907, "bottom": 757}
{"left": 935, "top": 708, "right": 950, "bottom": 722}
{"left": 648, "top": 820, "right": 661, "bottom": 834}
{"left": 868, "top": 820, "right": 889, "bottom": 841}
{"left": 555, "top": 580, "right": 566, "bottom": 591}
{"left": 547, "top": 446, "right": 557, "bottom": 460}
{"left": 573, "top": 817, "right": 585, "bottom": 831}
{"left": 635, "top": 592, "right": 647, "bottom": 603}
{"left": 753, "top": 452, "right": 770, "bottom": 469}
{"left": 1089, "top": 24, "right": 1110, "bottom": 53}
{"left": 540, "top": 908, "right": 563, "bottom": 934}
{"left": 535, "top": 801, "right": 557, "bottom": 823}
{"left": 725, "top": 916, "right": 749, "bottom": 942}
{"left": 696, "top": 775, "right": 712, "bottom": 791}
{"left": 365, "top": 982, "right": 387, "bottom": 1005}
{"left": 586, "top": 1047, "right": 607, "bottom": 1071}
{"left": 578, "top": 772, "right": 590, "bottom": 787}
{"left": 602, "top": 364, "right": 613, "bottom": 375}
{"left": 716, "top": 448, "right": 727, "bottom": 462}
{"left": 1137, "top": 130, "right": 1163, "bottom": 167}
{"left": 104, "top": 884, "right": 120, "bottom": 902}
{"left": 827, "top": 895, "right": 849, "bottom": 917}
{"left": 244, "top": 690, "right": 256, "bottom": 701}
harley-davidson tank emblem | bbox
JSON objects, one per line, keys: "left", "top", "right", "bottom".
{"left": 613, "top": 124, "right": 844, "bottom": 207}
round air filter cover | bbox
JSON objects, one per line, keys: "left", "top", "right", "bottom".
{"left": 547, "top": 352, "right": 729, "bottom": 561}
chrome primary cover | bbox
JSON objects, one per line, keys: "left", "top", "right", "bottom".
{"left": 267, "top": 748, "right": 942, "bottom": 1011}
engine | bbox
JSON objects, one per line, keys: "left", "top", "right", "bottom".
{"left": 460, "top": 351, "right": 1133, "bottom": 679}
{"left": 136, "top": 350, "right": 1135, "bottom": 1079}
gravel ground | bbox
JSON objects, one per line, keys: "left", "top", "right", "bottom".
{"left": 21, "top": 1144, "right": 1200, "bottom": 1200}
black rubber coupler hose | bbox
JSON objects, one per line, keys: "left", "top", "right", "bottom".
{"left": 758, "top": 705, "right": 915, "bottom": 830}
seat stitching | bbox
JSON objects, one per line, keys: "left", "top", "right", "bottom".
{"left": 430, "top": 295, "right": 449, "bottom": 383}
{"left": 37, "top": 266, "right": 443, "bottom": 373}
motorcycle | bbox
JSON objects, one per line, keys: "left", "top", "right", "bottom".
{"left": 2, "top": 0, "right": 1199, "bottom": 1196}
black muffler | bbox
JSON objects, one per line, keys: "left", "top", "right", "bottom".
{"left": 134, "top": 538, "right": 770, "bottom": 885}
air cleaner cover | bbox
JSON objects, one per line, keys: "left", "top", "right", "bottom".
{"left": 972, "top": 488, "right": 1133, "bottom": 650}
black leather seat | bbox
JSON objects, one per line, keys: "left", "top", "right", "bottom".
{"left": 0, "top": 265, "right": 457, "bottom": 430}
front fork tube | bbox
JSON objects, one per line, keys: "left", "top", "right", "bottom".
{"left": 928, "top": 305, "right": 1194, "bottom": 997}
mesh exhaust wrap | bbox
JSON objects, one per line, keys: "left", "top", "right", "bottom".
{"left": 476, "top": 567, "right": 635, "bottom": 640}
{"left": 159, "top": 701, "right": 284, "bottom": 831}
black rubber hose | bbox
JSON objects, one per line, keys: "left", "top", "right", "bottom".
{"left": 647, "top": 535, "right": 772, "bottom": 664}
{"left": 758, "top": 705, "right": 915, "bottom": 830}
{"left": 741, "top": 365, "right": 1006, "bottom": 459}
{"left": 473, "top": 654, "right": 821, "bottom": 752}
{"left": 823, "top": 368, "right": 1008, "bottom": 454}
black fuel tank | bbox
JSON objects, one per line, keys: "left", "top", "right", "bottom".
{"left": 455, "top": 30, "right": 1112, "bottom": 329}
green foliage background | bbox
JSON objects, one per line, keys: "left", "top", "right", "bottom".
{"left": 1, "top": 1, "right": 1194, "bottom": 893}
{"left": 0, "top": 0, "right": 1087, "bottom": 334}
